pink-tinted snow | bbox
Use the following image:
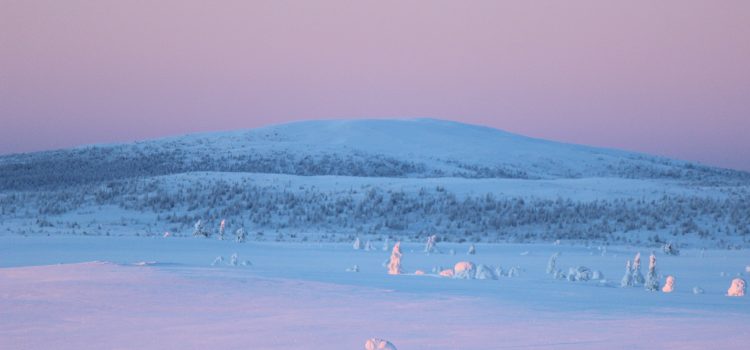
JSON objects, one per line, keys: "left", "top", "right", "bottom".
{"left": 1, "top": 262, "right": 748, "bottom": 350}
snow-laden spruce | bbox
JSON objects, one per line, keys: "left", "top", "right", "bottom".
{"left": 382, "top": 237, "right": 390, "bottom": 251}
{"left": 546, "top": 252, "right": 559, "bottom": 275}
{"left": 645, "top": 253, "right": 659, "bottom": 291}
{"left": 621, "top": 260, "right": 634, "bottom": 287}
{"left": 467, "top": 244, "right": 476, "bottom": 255}
{"left": 218, "top": 219, "right": 226, "bottom": 240}
{"left": 632, "top": 253, "right": 645, "bottom": 286}
{"left": 424, "top": 235, "right": 439, "bottom": 254}
{"left": 727, "top": 278, "right": 746, "bottom": 297}
{"left": 365, "top": 338, "right": 397, "bottom": 350}
{"left": 235, "top": 228, "right": 247, "bottom": 243}
{"left": 387, "top": 242, "right": 402, "bottom": 275}
{"left": 364, "top": 240, "right": 374, "bottom": 251}
{"left": 353, "top": 237, "right": 362, "bottom": 250}
{"left": 193, "top": 220, "right": 209, "bottom": 238}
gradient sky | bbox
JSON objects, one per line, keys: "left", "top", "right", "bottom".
{"left": 2, "top": 0, "right": 749, "bottom": 170}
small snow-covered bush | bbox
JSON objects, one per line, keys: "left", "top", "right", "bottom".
{"left": 727, "top": 278, "right": 746, "bottom": 297}
{"left": 211, "top": 256, "right": 224, "bottom": 266}
{"left": 592, "top": 270, "right": 604, "bottom": 281}
{"left": 365, "top": 338, "right": 397, "bottom": 350}
{"left": 229, "top": 253, "right": 238, "bottom": 266}
{"left": 567, "top": 266, "right": 592, "bottom": 282}
{"left": 467, "top": 244, "right": 476, "bottom": 255}
{"left": 454, "top": 261, "right": 476, "bottom": 279}
{"left": 346, "top": 265, "right": 359, "bottom": 272}
{"left": 364, "top": 240, "right": 374, "bottom": 251}
{"left": 474, "top": 264, "right": 497, "bottom": 280}
{"left": 693, "top": 286, "right": 704, "bottom": 294}
{"left": 662, "top": 275, "right": 675, "bottom": 293}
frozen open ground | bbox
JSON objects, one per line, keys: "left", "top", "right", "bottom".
{"left": 1, "top": 236, "right": 748, "bottom": 349}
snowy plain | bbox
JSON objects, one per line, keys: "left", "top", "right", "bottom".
{"left": 1, "top": 235, "right": 748, "bottom": 349}
{"left": 2, "top": 119, "right": 749, "bottom": 349}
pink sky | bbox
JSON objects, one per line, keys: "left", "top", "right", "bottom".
{"left": 2, "top": 0, "right": 749, "bottom": 171}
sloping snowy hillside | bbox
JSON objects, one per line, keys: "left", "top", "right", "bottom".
{"left": 1, "top": 119, "right": 748, "bottom": 246}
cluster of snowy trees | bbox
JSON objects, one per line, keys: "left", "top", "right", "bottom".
{"left": 2, "top": 176, "right": 750, "bottom": 245}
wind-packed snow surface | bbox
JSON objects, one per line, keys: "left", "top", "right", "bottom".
{"left": 1, "top": 236, "right": 749, "bottom": 349}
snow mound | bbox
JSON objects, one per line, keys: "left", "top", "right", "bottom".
{"left": 567, "top": 266, "right": 592, "bottom": 282}
{"left": 454, "top": 261, "right": 476, "bottom": 279}
{"left": 727, "top": 278, "right": 746, "bottom": 297}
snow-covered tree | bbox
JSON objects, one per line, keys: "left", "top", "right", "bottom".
{"left": 474, "top": 264, "right": 497, "bottom": 280}
{"left": 546, "top": 252, "right": 560, "bottom": 275}
{"left": 424, "top": 235, "right": 438, "bottom": 254}
{"left": 454, "top": 261, "right": 476, "bottom": 279}
{"left": 365, "top": 338, "right": 397, "bottom": 350}
{"left": 467, "top": 244, "right": 476, "bottom": 255}
{"left": 382, "top": 237, "right": 390, "bottom": 251}
{"left": 353, "top": 237, "right": 362, "bottom": 250}
{"left": 727, "top": 278, "right": 746, "bottom": 297}
{"left": 662, "top": 275, "right": 675, "bottom": 293}
{"left": 218, "top": 219, "right": 226, "bottom": 240}
{"left": 364, "top": 240, "right": 374, "bottom": 251}
{"left": 567, "top": 266, "right": 591, "bottom": 282}
{"left": 620, "top": 260, "right": 634, "bottom": 287}
{"left": 387, "top": 242, "right": 402, "bottom": 275}
{"left": 193, "top": 220, "right": 209, "bottom": 238}
{"left": 235, "top": 227, "right": 247, "bottom": 243}
{"left": 229, "top": 253, "right": 238, "bottom": 266}
{"left": 645, "top": 253, "right": 659, "bottom": 291}
{"left": 632, "top": 252, "right": 645, "bottom": 285}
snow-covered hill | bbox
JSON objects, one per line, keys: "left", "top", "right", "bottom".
{"left": 1, "top": 119, "right": 749, "bottom": 246}
{"left": 1, "top": 119, "right": 747, "bottom": 190}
